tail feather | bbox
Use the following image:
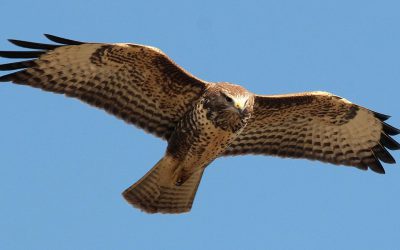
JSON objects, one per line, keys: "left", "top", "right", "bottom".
{"left": 122, "top": 157, "right": 204, "bottom": 214}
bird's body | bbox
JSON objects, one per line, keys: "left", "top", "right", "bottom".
{"left": 0, "top": 34, "right": 399, "bottom": 213}
{"left": 167, "top": 83, "right": 253, "bottom": 182}
{"left": 167, "top": 99, "right": 232, "bottom": 182}
{"left": 124, "top": 83, "right": 254, "bottom": 212}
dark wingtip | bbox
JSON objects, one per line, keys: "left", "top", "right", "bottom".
{"left": 382, "top": 122, "right": 400, "bottom": 136}
{"left": 369, "top": 154, "right": 386, "bottom": 174}
{"left": 0, "top": 70, "right": 30, "bottom": 83}
{"left": 371, "top": 164, "right": 386, "bottom": 174}
{"left": 0, "top": 72, "right": 15, "bottom": 82}
{"left": 0, "top": 60, "right": 36, "bottom": 71}
{"left": 371, "top": 110, "right": 391, "bottom": 121}
{"left": 8, "top": 39, "right": 60, "bottom": 50}
{"left": 44, "top": 34, "right": 84, "bottom": 45}
{"left": 0, "top": 50, "right": 45, "bottom": 59}
{"left": 372, "top": 145, "right": 396, "bottom": 164}
{"left": 355, "top": 163, "right": 368, "bottom": 171}
{"left": 380, "top": 133, "right": 400, "bottom": 150}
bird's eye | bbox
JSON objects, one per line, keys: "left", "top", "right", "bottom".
{"left": 225, "top": 96, "right": 233, "bottom": 103}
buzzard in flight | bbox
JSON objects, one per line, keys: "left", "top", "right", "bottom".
{"left": 0, "top": 35, "right": 399, "bottom": 213}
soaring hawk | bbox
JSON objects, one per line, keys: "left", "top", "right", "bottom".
{"left": 0, "top": 35, "right": 399, "bottom": 214}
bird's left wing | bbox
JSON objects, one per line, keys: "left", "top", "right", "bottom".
{"left": 0, "top": 34, "right": 209, "bottom": 140}
{"left": 223, "top": 91, "right": 400, "bottom": 173}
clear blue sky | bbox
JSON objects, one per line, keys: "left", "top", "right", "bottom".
{"left": 1, "top": 1, "right": 399, "bottom": 249}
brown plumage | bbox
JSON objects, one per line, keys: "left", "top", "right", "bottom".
{"left": 0, "top": 35, "right": 399, "bottom": 214}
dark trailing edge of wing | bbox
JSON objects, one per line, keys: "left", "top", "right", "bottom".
{"left": 0, "top": 34, "right": 86, "bottom": 82}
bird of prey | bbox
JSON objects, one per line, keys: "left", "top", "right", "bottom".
{"left": 0, "top": 35, "right": 399, "bottom": 214}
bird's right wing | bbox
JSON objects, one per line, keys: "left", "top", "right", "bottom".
{"left": 0, "top": 34, "right": 209, "bottom": 140}
{"left": 223, "top": 92, "right": 399, "bottom": 173}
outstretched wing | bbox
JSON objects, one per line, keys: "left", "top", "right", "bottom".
{"left": 223, "top": 92, "right": 400, "bottom": 173}
{"left": 0, "top": 34, "right": 209, "bottom": 139}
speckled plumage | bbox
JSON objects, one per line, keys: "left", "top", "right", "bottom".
{"left": 0, "top": 35, "right": 399, "bottom": 214}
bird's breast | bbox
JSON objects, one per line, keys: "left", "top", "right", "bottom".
{"left": 167, "top": 103, "right": 239, "bottom": 169}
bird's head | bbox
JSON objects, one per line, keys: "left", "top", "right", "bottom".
{"left": 203, "top": 82, "right": 254, "bottom": 131}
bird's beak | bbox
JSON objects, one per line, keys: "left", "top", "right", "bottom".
{"left": 234, "top": 100, "right": 246, "bottom": 113}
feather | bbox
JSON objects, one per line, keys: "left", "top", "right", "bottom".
{"left": 0, "top": 50, "right": 45, "bottom": 59}
{"left": 44, "top": 34, "right": 84, "bottom": 45}
{"left": 370, "top": 110, "right": 390, "bottom": 121}
{"left": 0, "top": 71, "right": 19, "bottom": 82}
{"left": 380, "top": 133, "right": 400, "bottom": 150}
{"left": 382, "top": 122, "right": 400, "bottom": 136}
{"left": 367, "top": 154, "right": 385, "bottom": 174}
{"left": 8, "top": 39, "right": 60, "bottom": 50}
{"left": 0, "top": 60, "right": 36, "bottom": 71}
{"left": 372, "top": 145, "right": 396, "bottom": 164}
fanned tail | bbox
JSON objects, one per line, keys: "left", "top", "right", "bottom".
{"left": 122, "top": 156, "right": 204, "bottom": 214}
